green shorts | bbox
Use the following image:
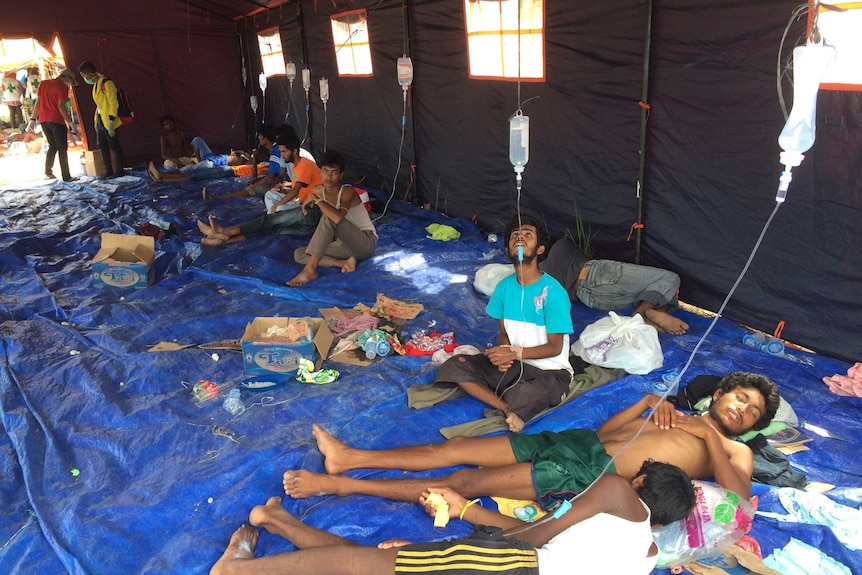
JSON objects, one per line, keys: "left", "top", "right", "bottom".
{"left": 509, "top": 429, "right": 615, "bottom": 510}
{"left": 395, "top": 529, "right": 538, "bottom": 574}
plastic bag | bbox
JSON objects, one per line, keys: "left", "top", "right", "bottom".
{"left": 571, "top": 311, "right": 662, "bottom": 374}
{"left": 652, "top": 480, "right": 756, "bottom": 568}
{"left": 473, "top": 263, "right": 515, "bottom": 296}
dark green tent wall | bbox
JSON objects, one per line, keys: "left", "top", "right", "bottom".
{"left": 4, "top": 0, "right": 860, "bottom": 361}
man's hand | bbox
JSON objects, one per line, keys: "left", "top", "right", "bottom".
{"left": 107, "top": 125, "right": 116, "bottom": 138}
{"left": 485, "top": 345, "right": 518, "bottom": 372}
{"left": 650, "top": 396, "right": 682, "bottom": 430}
{"left": 378, "top": 540, "right": 412, "bottom": 549}
{"left": 421, "top": 488, "right": 468, "bottom": 520}
{"left": 670, "top": 412, "right": 720, "bottom": 440}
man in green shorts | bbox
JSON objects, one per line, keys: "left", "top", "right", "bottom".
{"left": 282, "top": 372, "right": 779, "bottom": 502}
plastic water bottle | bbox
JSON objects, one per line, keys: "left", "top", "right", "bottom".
{"left": 742, "top": 332, "right": 766, "bottom": 350}
{"left": 223, "top": 389, "right": 245, "bottom": 416}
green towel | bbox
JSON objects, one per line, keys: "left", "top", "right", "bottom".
{"left": 425, "top": 223, "right": 461, "bottom": 241}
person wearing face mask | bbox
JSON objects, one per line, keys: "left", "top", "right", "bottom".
{"left": 77, "top": 60, "right": 124, "bottom": 179}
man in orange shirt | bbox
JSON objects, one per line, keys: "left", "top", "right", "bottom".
{"left": 265, "top": 132, "right": 322, "bottom": 214}
{"left": 34, "top": 69, "right": 78, "bottom": 182}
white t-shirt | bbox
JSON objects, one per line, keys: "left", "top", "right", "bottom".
{"left": 536, "top": 500, "right": 657, "bottom": 575}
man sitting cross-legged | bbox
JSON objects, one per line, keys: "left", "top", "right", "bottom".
{"left": 283, "top": 371, "right": 779, "bottom": 506}
{"left": 212, "top": 460, "right": 695, "bottom": 575}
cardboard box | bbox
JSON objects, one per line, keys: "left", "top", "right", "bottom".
{"left": 83, "top": 150, "right": 118, "bottom": 177}
{"left": 241, "top": 317, "right": 327, "bottom": 377}
{"left": 318, "top": 307, "right": 385, "bottom": 367}
{"left": 92, "top": 233, "right": 155, "bottom": 288}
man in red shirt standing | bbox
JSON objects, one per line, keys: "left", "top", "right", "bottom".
{"left": 34, "top": 69, "right": 79, "bottom": 182}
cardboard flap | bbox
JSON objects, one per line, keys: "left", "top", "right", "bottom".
{"left": 96, "top": 233, "right": 155, "bottom": 264}
{"left": 318, "top": 307, "right": 375, "bottom": 367}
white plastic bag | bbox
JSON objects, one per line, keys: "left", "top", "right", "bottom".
{"left": 473, "top": 263, "right": 515, "bottom": 296}
{"left": 571, "top": 311, "right": 662, "bottom": 374}
{"left": 652, "top": 480, "right": 756, "bottom": 568}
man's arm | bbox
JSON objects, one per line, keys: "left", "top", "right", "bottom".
{"left": 269, "top": 181, "right": 305, "bottom": 213}
{"left": 598, "top": 393, "right": 682, "bottom": 434}
{"left": 672, "top": 415, "right": 754, "bottom": 497}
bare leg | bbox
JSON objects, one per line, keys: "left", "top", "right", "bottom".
{"left": 283, "top": 463, "right": 536, "bottom": 502}
{"left": 635, "top": 302, "right": 689, "bottom": 335}
{"left": 249, "top": 496, "right": 356, "bottom": 548}
{"left": 310, "top": 424, "right": 518, "bottom": 474}
{"left": 210, "top": 523, "right": 398, "bottom": 575}
{"left": 287, "top": 256, "right": 320, "bottom": 286}
{"left": 457, "top": 381, "right": 510, "bottom": 414}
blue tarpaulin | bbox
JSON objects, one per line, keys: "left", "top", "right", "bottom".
{"left": 1, "top": 171, "right": 860, "bottom": 574}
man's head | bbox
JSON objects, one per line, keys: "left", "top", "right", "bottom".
{"left": 57, "top": 69, "right": 77, "bottom": 87}
{"left": 631, "top": 460, "right": 696, "bottom": 526}
{"left": 160, "top": 115, "right": 176, "bottom": 131}
{"left": 257, "top": 125, "right": 276, "bottom": 146}
{"left": 319, "top": 150, "right": 345, "bottom": 185}
{"left": 77, "top": 61, "right": 99, "bottom": 84}
{"left": 503, "top": 214, "right": 550, "bottom": 264}
{"left": 277, "top": 132, "right": 301, "bottom": 162}
{"left": 708, "top": 371, "right": 780, "bottom": 435}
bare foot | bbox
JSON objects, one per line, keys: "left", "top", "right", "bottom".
{"left": 201, "top": 237, "right": 226, "bottom": 247}
{"left": 208, "top": 215, "right": 224, "bottom": 235}
{"left": 643, "top": 308, "right": 689, "bottom": 335}
{"left": 197, "top": 219, "right": 214, "bottom": 236}
{"left": 286, "top": 268, "right": 319, "bottom": 287}
{"left": 340, "top": 256, "right": 356, "bottom": 274}
{"left": 312, "top": 423, "right": 355, "bottom": 474}
{"left": 248, "top": 496, "right": 304, "bottom": 534}
{"left": 210, "top": 524, "right": 259, "bottom": 575}
{"left": 283, "top": 469, "right": 344, "bottom": 498}
{"left": 506, "top": 412, "right": 526, "bottom": 432}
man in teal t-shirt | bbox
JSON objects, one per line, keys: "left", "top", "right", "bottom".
{"left": 434, "top": 215, "right": 573, "bottom": 432}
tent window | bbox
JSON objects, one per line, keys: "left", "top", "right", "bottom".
{"left": 258, "top": 28, "right": 286, "bottom": 77}
{"left": 464, "top": 0, "right": 545, "bottom": 81}
{"left": 331, "top": 9, "right": 373, "bottom": 77}
{"left": 812, "top": 2, "right": 862, "bottom": 90}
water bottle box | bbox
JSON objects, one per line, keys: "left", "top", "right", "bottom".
{"left": 91, "top": 233, "right": 155, "bottom": 289}
{"left": 241, "top": 317, "right": 325, "bottom": 377}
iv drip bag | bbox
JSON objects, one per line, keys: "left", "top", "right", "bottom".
{"left": 258, "top": 73, "right": 268, "bottom": 92}
{"left": 778, "top": 44, "right": 834, "bottom": 155}
{"left": 302, "top": 68, "right": 311, "bottom": 92}
{"left": 319, "top": 78, "right": 330, "bottom": 104}
{"left": 286, "top": 62, "right": 297, "bottom": 83}
{"left": 397, "top": 56, "right": 413, "bottom": 89}
{"left": 509, "top": 113, "right": 529, "bottom": 170}
{"left": 249, "top": 95, "right": 258, "bottom": 113}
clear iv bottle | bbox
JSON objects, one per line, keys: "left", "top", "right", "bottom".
{"left": 509, "top": 113, "right": 529, "bottom": 169}
{"left": 778, "top": 45, "right": 834, "bottom": 155}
